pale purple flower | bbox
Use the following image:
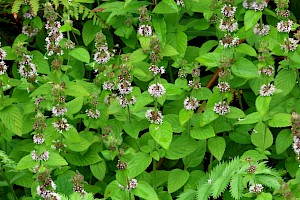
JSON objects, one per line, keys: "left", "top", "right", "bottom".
{"left": 148, "top": 83, "right": 166, "bottom": 98}
{"left": 259, "top": 83, "right": 275, "bottom": 96}
{"left": 145, "top": 109, "right": 163, "bottom": 124}
{"left": 280, "top": 38, "right": 299, "bottom": 51}
{"left": 213, "top": 101, "right": 230, "bottom": 115}
{"left": 52, "top": 118, "right": 70, "bottom": 133}
{"left": 221, "top": 4, "right": 236, "bottom": 17}
{"left": 249, "top": 184, "right": 263, "bottom": 193}
{"left": 253, "top": 23, "right": 270, "bottom": 36}
{"left": 0, "top": 61, "right": 8, "bottom": 75}
{"left": 217, "top": 82, "right": 230, "bottom": 93}
{"left": 277, "top": 20, "right": 293, "bottom": 33}
{"left": 0, "top": 48, "right": 7, "bottom": 60}
{"left": 138, "top": 25, "right": 152, "bottom": 36}
{"left": 184, "top": 96, "right": 199, "bottom": 110}
{"left": 85, "top": 109, "right": 100, "bottom": 119}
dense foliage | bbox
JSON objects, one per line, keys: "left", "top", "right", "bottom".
{"left": 1, "top": 0, "right": 300, "bottom": 199}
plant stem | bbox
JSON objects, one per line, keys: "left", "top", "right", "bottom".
{"left": 127, "top": 105, "right": 131, "bottom": 123}
{"left": 0, "top": 171, "right": 18, "bottom": 200}
{"left": 153, "top": 159, "right": 157, "bottom": 189}
{"left": 237, "top": 89, "right": 243, "bottom": 110}
{"left": 208, "top": 154, "right": 214, "bottom": 172}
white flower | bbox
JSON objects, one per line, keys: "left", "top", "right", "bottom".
{"left": 249, "top": 184, "right": 263, "bottom": 193}
{"left": 221, "top": 4, "right": 236, "bottom": 17}
{"left": 219, "top": 19, "right": 238, "bottom": 32}
{"left": 148, "top": 83, "right": 166, "bottom": 98}
{"left": 52, "top": 105, "right": 67, "bottom": 117}
{"left": 253, "top": 23, "right": 270, "bottom": 36}
{"left": 217, "top": 82, "right": 230, "bottom": 93}
{"left": 52, "top": 118, "right": 70, "bottom": 133}
{"left": 0, "top": 61, "right": 8, "bottom": 75}
{"left": 128, "top": 179, "right": 138, "bottom": 190}
{"left": 93, "top": 49, "right": 111, "bottom": 64}
{"left": 277, "top": 20, "right": 293, "bottom": 33}
{"left": 293, "top": 136, "right": 300, "bottom": 155}
{"left": 213, "top": 101, "right": 230, "bottom": 115}
{"left": 280, "top": 38, "right": 299, "bottom": 52}
{"left": 118, "top": 81, "right": 133, "bottom": 95}
{"left": 0, "top": 48, "right": 7, "bottom": 60}
{"left": 184, "top": 96, "right": 199, "bottom": 110}
{"left": 259, "top": 83, "right": 275, "bottom": 96}
{"left": 219, "top": 34, "right": 239, "bottom": 48}
{"left": 86, "top": 109, "right": 100, "bottom": 119}
{"left": 145, "top": 109, "right": 163, "bottom": 124}
{"left": 138, "top": 25, "right": 152, "bottom": 36}
{"left": 33, "top": 134, "right": 45, "bottom": 144}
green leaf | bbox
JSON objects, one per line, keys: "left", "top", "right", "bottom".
{"left": 166, "top": 31, "right": 187, "bottom": 57}
{"left": 153, "top": 0, "right": 178, "bottom": 14}
{"left": 90, "top": 161, "right": 106, "bottom": 181}
{"left": 123, "top": 120, "right": 148, "bottom": 139}
{"left": 244, "top": 10, "right": 262, "bottom": 31}
{"left": 65, "top": 82, "right": 90, "bottom": 97}
{"left": 235, "top": 43, "right": 257, "bottom": 56}
{"left": 190, "top": 125, "right": 215, "bottom": 140}
{"left": 225, "top": 107, "right": 245, "bottom": 119}
{"left": 275, "top": 129, "right": 293, "bottom": 154}
{"left": 199, "top": 110, "right": 219, "bottom": 127}
{"left": 16, "top": 155, "right": 37, "bottom": 170}
{"left": 269, "top": 113, "right": 292, "bottom": 127}
{"left": 208, "top": 137, "right": 226, "bottom": 161}
{"left": 104, "top": 180, "right": 122, "bottom": 199}
{"left": 127, "top": 152, "right": 152, "bottom": 178}
{"left": 32, "top": 50, "right": 50, "bottom": 74}
{"left": 183, "top": 140, "right": 206, "bottom": 168}
{"left": 235, "top": 112, "right": 261, "bottom": 125}
{"left": 179, "top": 109, "right": 194, "bottom": 126}
{"left": 162, "top": 44, "right": 179, "bottom": 56}
{"left": 274, "top": 69, "right": 297, "bottom": 96}
{"left": 153, "top": 15, "right": 167, "bottom": 46}
{"left": 256, "top": 96, "right": 271, "bottom": 117}
{"left": 56, "top": 172, "right": 74, "bottom": 196}
{"left": 168, "top": 169, "right": 189, "bottom": 193}
{"left": 256, "top": 192, "right": 272, "bottom": 200}
{"left": 251, "top": 122, "right": 273, "bottom": 150}
{"left": 69, "top": 47, "right": 90, "bottom": 63}
{"left": 231, "top": 58, "right": 259, "bottom": 79}
{"left": 44, "top": 152, "right": 68, "bottom": 166}
{"left": 149, "top": 121, "right": 173, "bottom": 149}
{"left": 82, "top": 21, "right": 102, "bottom": 46}
{"left": 66, "top": 97, "right": 84, "bottom": 114}
{"left": 130, "top": 48, "right": 148, "bottom": 63}
{"left": 165, "top": 134, "right": 198, "bottom": 160}
{"left": 132, "top": 181, "right": 159, "bottom": 200}
{"left": 64, "top": 128, "right": 91, "bottom": 152}
{"left": 198, "top": 40, "right": 218, "bottom": 55}
{"left": 65, "top": 148, "right": 102, "bottom": 166}
{"left": 196, "top": 52, "right": 220, "bottom": 68}
{"left": 0, "top": 105, "right": 23, "bottom": 136}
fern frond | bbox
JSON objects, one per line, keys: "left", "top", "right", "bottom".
{"left": 212, "top": 176, "right": 231, "bottom": 198}
{"left": 11, "top": 0, "right": 23, "bottom": 16}
{"left": 230, "top": 174, "right": 244, "bottom": 200}
{"left": 29, "top": 0, "right": 39, "bottom": 16}
{"left": 256, "top": 174, "right": 281, "bottom": 189}
{"left": 0, "top": 150, "right": 16, "bottom": 169}
{"left": 209, "top": 162, "right": 226, "bottom": 181}
{"left": 196, "top": 183, "right": 211, "bottom": 200}
{"left": 177, "top": 189, "right": 197, "bottom": 200}
{"left": 222, "top": 157, "right": 241, "bottom": 177}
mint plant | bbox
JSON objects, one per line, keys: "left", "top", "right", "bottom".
{"left": 0, "top": 0, "right": 300, "bottom": 199}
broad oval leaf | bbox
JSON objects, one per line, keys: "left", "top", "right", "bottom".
{"left": 149, "top": 121, "right": 173, "bottom": 149}
{"left": 208, "top": 137, "right": 226, "bottom": 161}
{"left": 168, "top": 169, "right": 189, "bottom": 193}
{"left": 69, "top": 47, "right": 90, "bottom": 63}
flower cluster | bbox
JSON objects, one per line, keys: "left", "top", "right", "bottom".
{"left": 138, "top": 6, "right": 152, "bottom": 36}
{"left": 249, "top": 184, "right": 264, "bottom": 193}
{"left": 51, "top": 140, "right": 66, "bottom": 152}
{"left": 149, "top": 64, "right": 165, "bottom": 76}
{"left": 43, "top": 3, "right": 64, "bottom": 58}
{"left": 188, "top": 80, "right": 201, "bottom": 90}
{"left": 184, "top": 96, "right": 199, "bottom": 110}
{"left": 31, "top": 150, "right": 50, "bottom": 161}
{"left": 93, "top": 31, "right": 113, "bottom": 65}
{"left": 18, "top": 54, "right": 38, "bottom": 80}
{"left": 119, "top": 179, "right": 138, "bottom": 191}
{"left": 217, "top": 82, "right": 230, "bottom": 93}
{"left": 148, "top": 83, "right": 166, "bottom": 98}
{"left": 253, "top": 23, "right": 270, "bottom": 36}
{"left": 259, "top": 83, "right": 275, "bottom": 96}
{"left": 280, "top": 37, "right": 299, "bottom": 52}
{"left": 291, "top": 112, "right": 300, "bottom": 162}
{"left": 242, "top": 0, "right": 268, "bottom": 11}
{"left": 52, "top": 118, "right": 70, "bottom": 133}
{"left": 219, "top": 3, "right": 239, "bottom": 49}
{"left": 117, "top": 160, "right": 128, "bottom": 170}
{"left": 0, "top": 43, "right": 7, "bottom": 76}
{"left": 258, "top": 66, "right": 274, "bottom": 76}
{"left": 213, "top": 101, "right": 230, "bottom": 115}
{"left": 22, "top": 25, "right": 39, "bottom": 37}
{"left": 72, "top": 171, "right": 87, "bottom": 196}
{"left": 176, "top": 0, "right": 185, "bottom": 7}
{"left": 36, "top": 169, "right": 60, "bottom": 200}
{"left": 145, "top": 109, "right": 163, "bottom": 124}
